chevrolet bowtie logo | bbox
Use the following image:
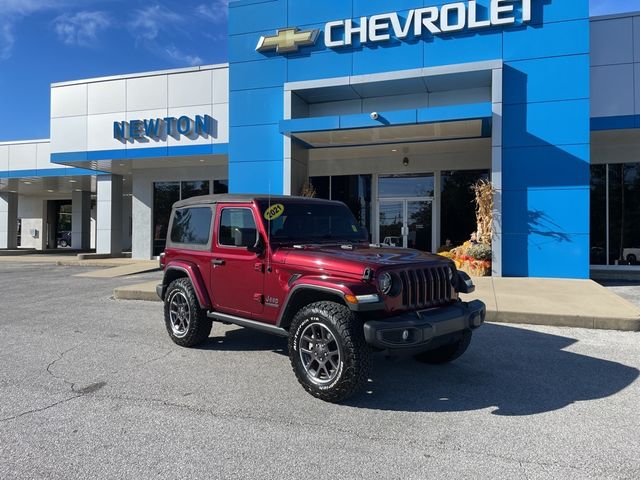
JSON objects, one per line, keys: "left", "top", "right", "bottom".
{"left": 256, "top": 28, "right": 320, "bottom": 54}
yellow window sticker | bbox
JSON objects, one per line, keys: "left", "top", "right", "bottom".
{"left": 264, "top": 203, "right": 285, "bottom": 221}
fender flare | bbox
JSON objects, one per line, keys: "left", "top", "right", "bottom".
{"left": 162, "top": 262, "right": 212, "bottom": 309}
{"left": 276, "top": 280, "right": 360, "bottom": 328}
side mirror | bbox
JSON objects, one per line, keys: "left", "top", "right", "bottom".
{"left": 247, "top": 234, "right": 266, "bottom": 256}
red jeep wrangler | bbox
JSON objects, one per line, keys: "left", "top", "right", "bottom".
{"left": 157, "top": 194, "right": 485, "bottom": 403}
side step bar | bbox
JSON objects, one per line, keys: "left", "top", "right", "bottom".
{"left": 207, "top": 311, "right": 289, "bottom": 338}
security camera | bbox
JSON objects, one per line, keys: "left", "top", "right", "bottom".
{"left": 370, "top": 112, "right": 379, "bottom": 121}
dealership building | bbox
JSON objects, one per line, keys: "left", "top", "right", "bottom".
{"left": 1, "top": 0, "right": 639, "bottom": 279}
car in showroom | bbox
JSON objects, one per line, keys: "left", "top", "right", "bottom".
{"left": 623, "top": 248, "right": 640, "bottom": 265}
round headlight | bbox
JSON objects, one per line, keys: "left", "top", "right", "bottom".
{"left": 379, "top": 272, "right": 393, "bottom": 295}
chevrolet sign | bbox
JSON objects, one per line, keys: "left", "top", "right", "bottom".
{"left": 256, "top": 0, "right": 531, "bottom": 54}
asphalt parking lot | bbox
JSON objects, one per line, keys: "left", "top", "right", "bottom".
{"left": 601, "top": 281, "right": 640, "bottom": 309}
{"left": 1, "top": 264, "right": 639, "bottom": 479}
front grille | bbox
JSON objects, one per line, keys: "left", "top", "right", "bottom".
{"left": 398, "top": 266, "right": 453, "bottom": 309}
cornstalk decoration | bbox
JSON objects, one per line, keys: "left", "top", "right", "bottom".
{"left": 300, "top": 181, "right": 317, "bottom": 198}
{"left": 473, "top": 179, "right": 495, "bottom": 246}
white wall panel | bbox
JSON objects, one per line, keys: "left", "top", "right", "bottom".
{"left": 36, "top": 143, "right": 52, "bottom": 170}
{"left": 126, "top": 75, "right": 168, "bottom": 111}
{"left": 51, "top": 116, "right": 88, "bottom": 153}
{"left": 18, "top": 196, "right": 45, "bottom": 250}
{"left": 591, "top": 64, "right": 635, "bottom": 117}
{"left": 636, "top": 63, "right": 640, "bottom": 115}
{"left": 590, "top": 18, "right": 634, "bottom": 66}
{"left": 309, "top": 99, "right": 362, "bottom": 117}
{"left": 50, "top": 67, "right": 230, "bottom": 157}
{"left": 363, "top": 93, "right": 429, "bottom": 112}
{"left": 9, "top": 143, "right": 37, "bottom": 170}
{"left": 634, "top": 16, "right": 640, "bottom": 64}
{"left": 51, "top": 84, "right": 88, "bottom": 118}
{"left": 0, "top": 146, "right": 8, "bottom": 171}
{"left": 429, "top": 87, "right": 491, "bottom": 107}
{"left": 88, "top": 80, "right": 126, "bottom": 115}
{"left": 212, "top": 68, "right": 229, "bottom": 104}
{"left": 211, "top": 103, "right": 229, "bottom": 144}
{"left": 88, "top": 112, "right": 129, "bottom": 151}
{"left": 169, "top": 70, "right": 212, "bottom": 108}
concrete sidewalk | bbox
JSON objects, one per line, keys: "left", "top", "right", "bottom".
{"left": 463, "top": 277, "right": 640, "bottom": 331}
{"left": 0, "top": 254, "right": 154, "bottom": 269}
{"left": 114, "top": 276, "right": 640, "bottom": 332}
{"left": 74, "top": 262, "right": 159, "bottom": 278}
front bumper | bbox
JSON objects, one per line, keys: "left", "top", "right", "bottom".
{"left": 156, "top": 284, "right": 165, "bottom": 301}
{"left": 363, "top": 300, "right": 486, "bottom": 350}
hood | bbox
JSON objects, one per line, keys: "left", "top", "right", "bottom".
{"left": 276, "top": 244, "right": 451, "bottom": 277}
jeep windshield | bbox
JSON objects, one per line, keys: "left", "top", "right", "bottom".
{"left": 258, "top": 200, "right": 368, "bottom": 245}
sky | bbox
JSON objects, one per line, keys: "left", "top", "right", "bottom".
{"left": 0, "top": 0, "right": 639, "bottom": 142}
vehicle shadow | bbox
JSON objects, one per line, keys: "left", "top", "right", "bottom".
{"left": 346, "top": 323, "right": 640, "bottom": 415}
{"left": 197, "top": 326, "right": 289, "bottom": 356}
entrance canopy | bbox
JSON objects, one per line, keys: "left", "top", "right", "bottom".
{"left": 289, "top": 118, "right": 488, "bottom": 148}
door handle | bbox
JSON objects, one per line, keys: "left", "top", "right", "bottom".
{"left": 211, "top": 259, "right": 225, "bottom": 266}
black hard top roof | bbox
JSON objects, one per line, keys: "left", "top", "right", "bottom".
{"left": 173, "top": 194, "right": 341, "bottom": 209}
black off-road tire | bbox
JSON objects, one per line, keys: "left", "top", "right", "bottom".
{"left": 288, "top": 301, "right": 372, "bottom": 403}
{"left": 164, "top": 278, "right": 212, "bottom": 347}
{"left": 413, "top": 329, "right": 472, "bottom": 365}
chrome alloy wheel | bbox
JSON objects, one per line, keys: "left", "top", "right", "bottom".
{"left": 168, "top": 291, "right": 191, "bottom": 338}
{"left": 299, "top": 323, "right": 341, "bottom": 385}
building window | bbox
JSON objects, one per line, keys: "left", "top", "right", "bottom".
{"left": 309, "top": 175, "right": 372, "bottom": 239}
{"left": 181, "top": 181, "right": 210, "bottom": 200}
{"left": 441, "top": 169, "right": 490, "bottom": 247}
{"left": 153, "top": 179, "right": 228, "bottom": 256}
{"left": 590, "top": 165, "right": 607, "bottom": 265}
{"left": 379, "top": 174, "right": 434, "bottom": 198}
{"left": 214, "top": 180, "right": 229, "bottom": 194}
{"left": 590, "top": 163, "right": 640, "bottom": 266}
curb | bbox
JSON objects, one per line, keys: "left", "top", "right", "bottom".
{"left": 114, "top": 286, "right": 640, "bottom": 332}
{"left": 487, "top": 310, "right": 640, "bottom": 332}
{"left": 113, "top": 288, "right": 160, "bottom": 302}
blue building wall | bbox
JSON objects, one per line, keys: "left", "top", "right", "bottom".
{"left": 228, "top": 0, "right": 591, "bottom": 279}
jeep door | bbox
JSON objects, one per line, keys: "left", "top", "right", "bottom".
{"left": 210, "top": 204, "right": 264, "bottom": 317}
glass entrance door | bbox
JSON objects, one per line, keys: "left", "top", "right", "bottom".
{"left": 407, "top": 200, "right": 432, "bottom": 251}
{"left": 379, "top": 201, "right": 404, "bottom": 248}
{"left": 379, "top": 199, "right": 432, "bottom": 251}
{"left": 377, "top": 174, "right": 434, "bottom": 252}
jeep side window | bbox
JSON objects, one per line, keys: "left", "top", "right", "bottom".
{"left": 218, "top": 208, "right": 258, "bottom": 248}
{"left": 170, "top": 207, "right": 212, "bottom": 246}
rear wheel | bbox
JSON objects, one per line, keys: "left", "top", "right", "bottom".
{"left": 289, "top": 301, "right": 372, "bottom": 403}
{"left": 164, "top": 278, "right": 212, "bottom": 347}
{"left": 413, "top": 330, "right": 472, "bottom": 364}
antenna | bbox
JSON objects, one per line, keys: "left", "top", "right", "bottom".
{"left": 267, "top": 181, "right": 272, "bottom": 272}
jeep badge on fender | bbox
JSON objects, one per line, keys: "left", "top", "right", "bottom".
{"left": 156, "top": 194, "right": 486, "bottom": 403}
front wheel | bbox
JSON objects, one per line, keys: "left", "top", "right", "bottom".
{"left": 289, "top": 301, "right": 372, "bottom": 403}
{"left": 164, "top": 278, "right": 212, "bottom": 347}
{"left": 413, "top": 329, "right": 472, "bottom": 364}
